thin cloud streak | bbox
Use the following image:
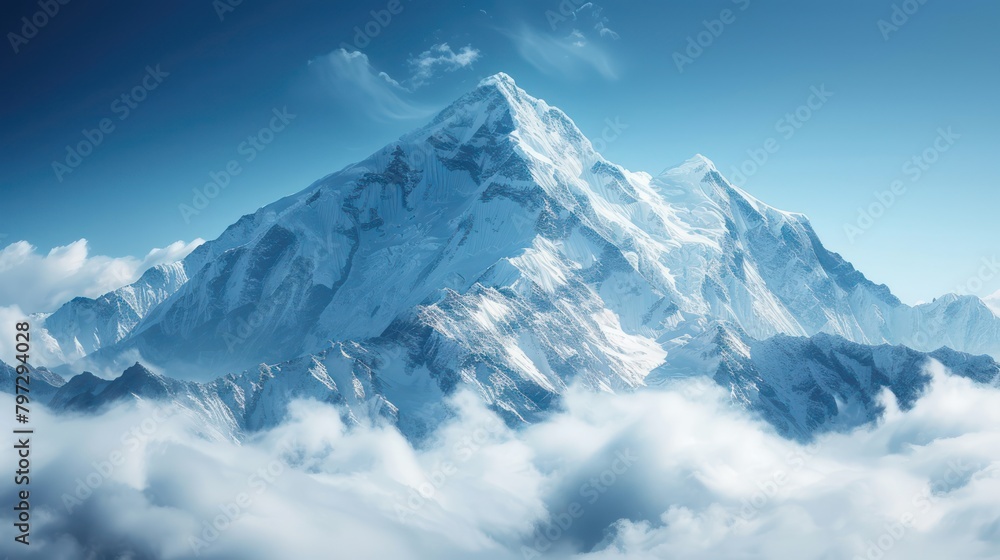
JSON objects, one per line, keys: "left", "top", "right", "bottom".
{"left": 506, "top": 25, "right": 618, "bottom": 80}
{"left": 309, "top": 49, "right": 433, "bottom": 121}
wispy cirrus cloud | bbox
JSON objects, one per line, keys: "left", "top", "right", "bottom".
{"left": 546, "top": 1, "right": 620, "bottom": 43}
{"left": 505, "top": 1, "right": 619, "bottom": 80}
{"left": 507, "top": 25, "right": 618, "bottom": 80}
{"left": 309, "top": 49, "right": 431, "bottom": 121}
{"left": 310, "top": 44, "right": 481, "bottom": 120}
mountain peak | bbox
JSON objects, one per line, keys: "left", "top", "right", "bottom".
{"left": 414, "top": 72, "right": 527, "bottom": 136}
{"left": 461, "top": 72, "right": 537, "bottom": 123}
{"left": 408, "top": 70, "right": 595, "bottom": 179}
{"left": 478, "top": 72, "right": 518, "bottom": 89}
{"left": 121, "top": 362, "right": 157, "bottom": 380}
{"left": 473, "top": 72, "right": 526, "bottom": 106}
{"left": 684, "top": 154, "right": 715, "bottom": 167}
{"left": 661, "top": 154, "right": 718, "bottom": 177}
{"left": 686, "top": 153, "right": 717, "bottom": 169}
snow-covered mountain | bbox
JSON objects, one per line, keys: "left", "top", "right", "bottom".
{"left": 0, "top": 359, "right": 65, "bottom": 404}
{"left": 23, "top": 73, "right": 1000, "bottom": 439}
{"left": 985, "top": 289, "right": 1000, "bottom": 317}
{"left": 35, "top": 262, "right": 189, "bottom": 365}
{"left": 650, "top": 323, "right": 999, "bottom": 439}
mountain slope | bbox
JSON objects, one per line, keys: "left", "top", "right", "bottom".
{"left": 35, "top": 262, "right": 189, "bottom": 365}
{"left": 47, "top": 363, "right": 240, "bottom": 441}
{"left": 650, "top": 323, "right": 1000, "bottom": 440}
{"left": 24, "top": 73, "right": 1000, "bottom": 437}
{"left": 986, "top": 290, "right": 1000, "bottom": 316}
{"left": 89, "top": 73, "right": 678, "bottom": 383}
{"left": 0, "top": 359, "right": 65, "bottom": 404}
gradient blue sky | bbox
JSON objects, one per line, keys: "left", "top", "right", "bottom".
{"left": 1, "top": 0, "right": 997, "bottom": 305}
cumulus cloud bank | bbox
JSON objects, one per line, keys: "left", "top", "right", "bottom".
{"left": 2, "top": 362, "right": 999, "bottom": 560}
{"left": 0, "top": 238, "right": 203, "bottom": 313}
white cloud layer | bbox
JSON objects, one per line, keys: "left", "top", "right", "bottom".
{"left": 0, "top": 238, "right": 202, "bottom": 313}
{"left": 2, "top": 362, "right": 999, "bottom": 559}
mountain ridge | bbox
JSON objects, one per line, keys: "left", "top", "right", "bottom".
{"left": 8, "top": 330, "right": 996, "bottom": 442}
{"left": 17, "top": 73, "right": 1000, "bottom": 440}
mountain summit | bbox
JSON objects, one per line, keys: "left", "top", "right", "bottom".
{"left": 32, "top": 73, "right": 1000, "bottom": 435}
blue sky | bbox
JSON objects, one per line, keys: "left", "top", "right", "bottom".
{"left": 1, "top": 0, "right": 997, "bottom": 305}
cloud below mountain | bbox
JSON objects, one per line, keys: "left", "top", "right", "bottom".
{"left": 3, "top": 361, "right": 998, "bottom": 559}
